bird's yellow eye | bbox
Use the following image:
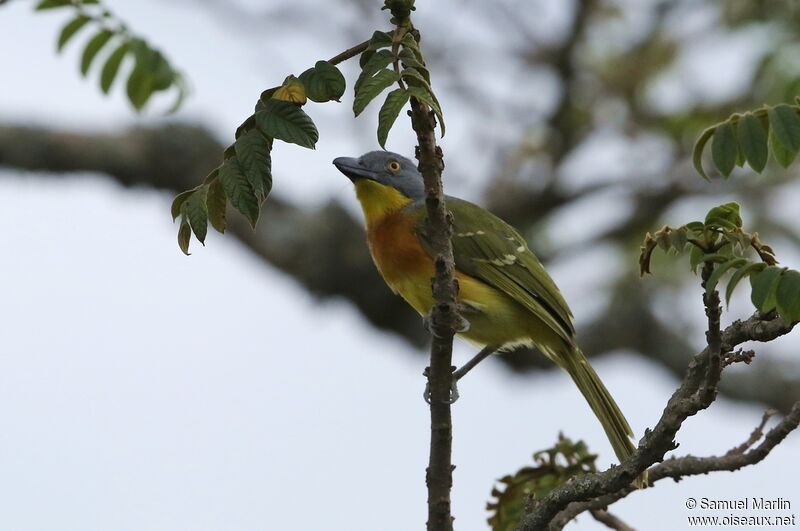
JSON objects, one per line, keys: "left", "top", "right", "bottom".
{"left": 387, "top": 160, "right": 401, "bottom": 173}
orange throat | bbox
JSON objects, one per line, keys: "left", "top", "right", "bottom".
{"left": 354, "top": 180, "right": 435, "bottom": 313}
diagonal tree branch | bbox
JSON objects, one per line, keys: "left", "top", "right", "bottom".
{"left": 550, "top": 405, "right": 800, "bottom": 529}
{"left": 517, "top": 303, "right": 798, "bottom": 530}
{"left": 590, "top": 509, "right": 636, "bottom": 531}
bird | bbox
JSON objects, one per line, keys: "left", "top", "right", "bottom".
{"left": 333, "top": 150, "right": 645, "bottom": 487}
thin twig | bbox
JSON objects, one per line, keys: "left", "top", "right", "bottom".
{"left": 721, "top": 348, "right": 756, "bottom": 368}
{"left": 327, "top": 40, "right": 370, "bottom": 65}
{"left": 725, "top": 409, "right": 776, "bottom": 456}
{"left": 590, "top": 509, "right": 637, "bottom": 531}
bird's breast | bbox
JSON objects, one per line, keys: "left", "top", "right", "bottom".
{"left": 366, "top": 211, "right": 435, "bottom": 314}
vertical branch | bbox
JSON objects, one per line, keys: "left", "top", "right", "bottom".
{"left": 411, "top": 95, "right": 459, "bottom": 531}
{"left": 700, "top": 261, "right": 723, "bottom": 399}
{"left": 385, "top": 3, "right": 458, "bottom": 528}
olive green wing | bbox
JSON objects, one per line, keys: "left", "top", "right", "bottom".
{"left": 413, "top": 197, "right": 575, "bottom": 345}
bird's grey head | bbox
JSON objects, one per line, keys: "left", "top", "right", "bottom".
{"left": 332, "top": 151, "right": 424, "bottom": 200}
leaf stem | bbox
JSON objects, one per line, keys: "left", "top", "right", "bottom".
{"left": 327, "top": 40, "right": 370, "bottom": 66}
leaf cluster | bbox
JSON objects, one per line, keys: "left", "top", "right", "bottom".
{"left": 486, "top": 435, "right": 597, "bottom": 531}
{"left": 36, "top": 0, "right": 186, "bottom": 112}
{"left": 355, "top": 29, "right": 444, "bottom": 147}
{"left": 693, "top": 103, "right": 800, "bottom": 179}
{"left": 170, "top": 62, "right": 345, "bottom": 254}
{"left": 640, "top": 202, "right": 800, "bottom": 324}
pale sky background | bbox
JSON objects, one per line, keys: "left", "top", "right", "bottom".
{"left": 1, "top": 1, "right": 799, "bottom": 530}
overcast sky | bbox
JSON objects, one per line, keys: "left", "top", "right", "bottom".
{"left": 1, "top": 1, "right": 798, "bottom": 530}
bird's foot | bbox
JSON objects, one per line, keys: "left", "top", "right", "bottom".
{"left": 422, "top": 309, "right": 470, "bottom": 338}
{"left": 422, "top": 366, "right": 460, "bottom": 404}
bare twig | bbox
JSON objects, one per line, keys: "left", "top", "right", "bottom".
{"left": 725, "top": 409, "right": 776, "bottom": 456}
{"left": 721, "top": 348, "right": 756, "bottom": 368}
{"left": 590, "top": 509, "right": 636, "bottom": 531}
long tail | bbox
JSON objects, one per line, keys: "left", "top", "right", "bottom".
{"left": 561, "top": 347, "right": 647, "bottom": 488}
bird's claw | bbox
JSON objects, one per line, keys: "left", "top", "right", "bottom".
{"left": 423, "top": 366, "right": 460, "bottom": 404}
{"left": 422, "top": 311, "right": 470, "bottom": 338}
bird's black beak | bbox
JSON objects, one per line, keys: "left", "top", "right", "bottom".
{"left": 333, "top": 156, "right": 378, "bottom": 182}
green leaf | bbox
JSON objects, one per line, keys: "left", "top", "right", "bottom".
{"left": 223, "top": 144, "right": 236, "bottom": 160}
{"left": 705, "top": 202, "right": 742, "bottom": 230}
{"left": 769, "top": 127, "right": 796, "bottom": 168}
{"left": 401, "top": 67, "right": 432, "bottom": 92}
{"left": 767, "top": 104, "right": 800, "bottom": 153}
{"left": 735, "top": 146, "right": 746, "bottom": 167}
{"left": 353, "top": 68, "right": 399, "bottom": 116}
{"left": 255, "top": 87, "right": 279, "bottom": 112}
{"left": 255, "top": 99, "right": 318, "bottom": 149}
{"left": 354, "top": 50, "right": 394, "bottom": 93}
{"left": 185, "top": 185, "right": 209, "bottom": 244}
{"left": 711, "top": 121, "right": 737, "bottom": 177}
{"left": 726, "top": 261, "right": 766, "bottom": 306}
{"left": 35, "top": 0, "right": 70, "bottom": 10}
{"left": 125, "top": 42, "right": 164, "bottom": 111}
{"left": 171, "top": 189, "right": 193, "bottom": 221}
{"left": 750, "top": 265, "right": 785, "bottom": 313}
{"left": 685, "top": 221, "right": 705, "bottom": 233}
{"left": 690, "top": 244, "right": 705, "bottom": 273}
{"left": 377, "top": 88, "right": 409, "bottom": 149}
{"left": 57, "top": 15, "right": 91, "bottom": 52}
{"left": 218, "top": 156, "right": 260, "bottom": 227}
{"left": 126, "top": 66, "right": 155, "bottom": 111}
{"left": 207, "top": 177, "right": 227, "bottom": 234}
{"left": 166, "top": 74, "right": 188, "bottom": 114}
{"left": 776, "top": 269, "right": 800, "bottom": 324}
{"left": 203, "top": 167, "right": 220, "bottom": 184}
{"left": 692, "top": 126, "right": 715, "bottom": 180}
{"left": 737, "top": 113, "right": 769, "bottom": 173}
{"left": 235, "top": 129, "right": 273, "bottom": 200}
{"left": 397, "top": 47, "right": 426, "bottom": 70}
{"left": 150, "top": 51, "right": 174, "bottom": 91}
{"left": 235, "top": 115, "right": 257, "bottom": 139}
{"left": 406, "top": 85, "right": 446, "bottom": 136}
{"left": 367, "top": 30, "right": 393, "bottom": 51}
{"left": 359, "top": 49, "right": 375, "bottom": 69}
{"left": 705, "top": 258, "right": 747, "bottom": 297}
{"left": 697, "top": 253, "right": 735, "bottom": 265}
{"left": 299, "top": 60, "right": 346, "bottom": 103}
{"left": 400, "top": 32, "right": 422, "bottom": 59}
{"left": 100, "top": 41, "right": 129, "bottom": 94}
{"left": 668, "top": 227, "right": 689, "bottom": 251}
{"left": 80, "top": 29, "right": 114, "bottom": 76}
{"left": 178, "top": 214, "right": 192, "bottom": 255}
